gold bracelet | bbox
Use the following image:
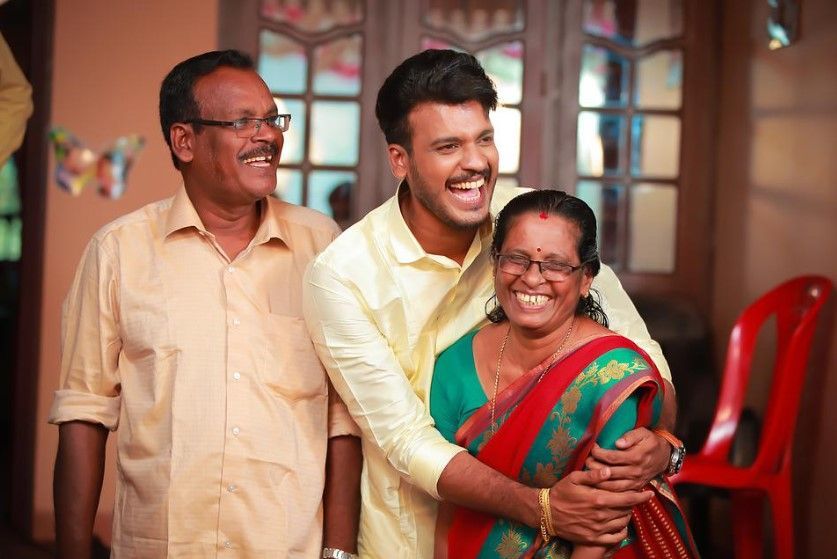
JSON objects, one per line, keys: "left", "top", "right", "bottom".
{"left": 538, "top": 487, "right": 553, "bottom": 543}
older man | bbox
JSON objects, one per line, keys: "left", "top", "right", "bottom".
{"left": 50, "top": 50, "right": 360, "bottom": 558}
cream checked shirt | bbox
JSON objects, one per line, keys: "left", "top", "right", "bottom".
{"left": 303, "top": 183, "right": 671, "bottom": 558}
{"left": 49, "top": 187, "right": 357, "bottom": 558}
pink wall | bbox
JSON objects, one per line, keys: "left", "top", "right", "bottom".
{"left": 32, "top": 0, "right": 219, "bottom": 542}
{"left": 712, "top": 0, "right": 837, "bottom": 557}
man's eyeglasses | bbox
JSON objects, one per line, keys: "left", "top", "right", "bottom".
{"left": 185, "top": 114, "right": 291, "bottom": 137}
{"left": 497, "top": 254, "right": 589, "bottom": 282}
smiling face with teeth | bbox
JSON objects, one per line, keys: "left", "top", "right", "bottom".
{"left": 388, "top": 100, "right": 499, "bottom": 242}
{"left": 180, "top": 67, "right": 283, "bottom": 207}
{"left": 494, "top": 211, "right": 594, "bottom": 337}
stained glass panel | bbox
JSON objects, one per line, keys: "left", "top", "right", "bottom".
{"left": 309, "top": 100, "right": 360, "bottom": 165}
{"left": 577, "top": 112, "right": 626, "bottom": 176}
{"left": 576, "top": 181, "right": 625, "bottom": 267}
{"left": 477, "top": 41, "right": 523, "bottom": 105}
{"left": 635, "top": 50, "right": 682, "bottom": 109}
{"left": 579, "top": 44, "right": 629, "bottom": 108}
{"left": 629, "top": 183, "right": 677, "bottom": 272}
{"left": 260, "top": 0, "right": 364, "bottom": 33}
{"left": 275, "top": 168, "right": 303, "bottom": 205}
{"left": 259, "top": 30, "right": 307, "bottom": 94}
{"left": 423, "top": 0, "right": 524, "bottom": 42}
{"left": 583, "top": 0, "right": 683, "bottom": 46}
{"left": 274, "top": 97, "right": 306, "bottom": 164}
{"left": 313, "top": 34, "right": 362, "bottom": 96}
{"left": 308, "top": 170, "right": 356, "bottom": 223}
{"left": 630, "top": 115, "right": 680, "bottom": 177}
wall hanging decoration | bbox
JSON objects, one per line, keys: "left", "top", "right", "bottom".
{"left": 49, "top": 127, "right": 145, "bottom": 199}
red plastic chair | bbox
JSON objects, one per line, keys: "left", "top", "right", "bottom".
{"left": 670, "top": 275, "right": 832, "bottom": 558}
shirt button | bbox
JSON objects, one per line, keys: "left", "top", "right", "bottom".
{"left": 223, "top": 540, "right": 232, "bottom": 549}
{"left": 232, "top": 318, "right": 241, "bottom": 326}
{"left": 227, "top": 266, "right": 235, "bottom": 273}
{"left": 227, "top": 483, "right": 237, "bottom": 493}
{"left": 232, "top": 426, "right": 240, "bottom": 437}
{"left": 232, "top": 372, "right": 241, "bottom": 380}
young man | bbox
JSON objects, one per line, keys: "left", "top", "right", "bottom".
{"left": 304, "top": 49, "right": 679, "bottom": 558}
{"left": 50, "top": 50, "right": 360, "bottom": 558}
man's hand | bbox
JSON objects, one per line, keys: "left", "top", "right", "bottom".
{"left": 548, "top": 467, "right": 652, "bottom": 545}
{"left": 584, "top": 427, "right": 670, "bottom": 492}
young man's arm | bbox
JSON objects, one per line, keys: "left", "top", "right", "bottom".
{"left": 586, "top": 265, "right": 676, "bottom": 490}
{"left": 54, "top": 421, "right": 108, "bottom": 559}
{"left": 303, "top": 261, "right": 649, "bottom": 545}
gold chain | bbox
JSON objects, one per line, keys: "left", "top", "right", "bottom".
{"left": 490, "top": 316, "right": 575, "bottom": 434}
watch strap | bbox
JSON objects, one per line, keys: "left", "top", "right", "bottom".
{"left": 322, "top": 547, "right": 358, "bottom": 559}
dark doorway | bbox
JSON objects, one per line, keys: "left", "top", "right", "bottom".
{"left": 0, "top": 0, "right": 53, "bottom": 553}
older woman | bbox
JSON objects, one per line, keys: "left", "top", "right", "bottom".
{"left": 430, "top": 190, "right": 697, "bottom": 559}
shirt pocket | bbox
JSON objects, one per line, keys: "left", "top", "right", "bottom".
{"left": 262, "top": 314, "right": 327, "bottom": 401}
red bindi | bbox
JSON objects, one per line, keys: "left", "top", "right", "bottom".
{"left": 539, "top": 211, "right": 548, "bottom": 220}
{"left": 536, "top": 247, "right": 542, "bottom": 252}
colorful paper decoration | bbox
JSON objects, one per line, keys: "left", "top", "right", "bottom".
{"left": 49, "top": 127, "right": 145, "bottom": 199}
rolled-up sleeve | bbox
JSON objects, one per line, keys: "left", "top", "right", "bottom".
{"left": 48, "top": 236, "right": 123, "bottom": 430}
{"left": 303, "top": 259, "right": 464, "bottom": 499}
{"left": 592, "top": 264, "right": 673, "bottom": 385}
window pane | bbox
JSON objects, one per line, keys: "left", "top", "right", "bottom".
{"left": 310, "top": 101, "right": 360, "bottom": 165}
{"left": 583, "top": 0, "right": 684, "bottom": 46}
{"left": 629, "top": 183, "right": 677, "bottom": 272}
{"left": 576, "top": 181, "right": 625, "bottom": 268}
{"left": 477, "top": 42, "right": 523, "bottom": 105}
{"left": 313, "top": 34, "right": 362, "bottom": 96}
{"left": 631, "top": 115, "right": 680, "bottom": 177}
{"left": 274, "top": 97, "right": 306, "bottom": 164}
{"left": 423, "top": 0, "right": 524, "bottom": 42}
{"left": 579, "top": 44, "right": 629, "bottom": 108}
{"left": 308, "top": 170, "right": 356, "bottom": 223}
{"left": 577, "top": 111, "right": 626, "bottom": 176}
{"left": 0, "top": 159, "right": 21, "bottom": 215}
{"left": 490, "top": 107, "right": 520, "bottom": 174}
{"left": 275, "top": 168, "right": 303, "bottom": 205}
{"left": 259, "top": 30, "right": 307, "bottom": 95}
{"left": 260, "top": 0, "right": 364, "bottom": 32}
{"left": 636, "top": 50, "right": 682, "bottom": 109}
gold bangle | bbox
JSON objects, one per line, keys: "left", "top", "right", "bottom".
{"left": 538, "top": 487, "right": 553, "bottom": 542}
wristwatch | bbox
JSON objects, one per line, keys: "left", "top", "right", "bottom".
{"left": 653, "top": 428, "right": 686, "bottom": 476}
{"left": 322, "top": 548, "right": 359, "bottom": 559}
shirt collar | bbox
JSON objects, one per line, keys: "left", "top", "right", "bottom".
{"left": 386, "top": 181, "right": 493, "bottom": 268}
{"left": 164, "top": 186, "right": 289, "bottom": 248}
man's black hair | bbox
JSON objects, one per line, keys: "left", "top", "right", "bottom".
{"left": 375, "top": 49, "right": 497, "bottom": 152}
{"left": 159, "top": 49, "right": 254, "bottom": 169}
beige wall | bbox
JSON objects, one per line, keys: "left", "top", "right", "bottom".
{"left": 712, "top": 0, "right": 837, "bottom": 557}
{"left": 31, "top": 0, "right": 219, "bottom": 542}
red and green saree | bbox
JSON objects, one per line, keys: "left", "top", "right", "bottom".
{"left": 430, "top": 332, "right": 699, "bottom": 559}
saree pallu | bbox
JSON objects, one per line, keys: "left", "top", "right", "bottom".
{"left": 447, "top": 335, "right": 699, "bottom": 559}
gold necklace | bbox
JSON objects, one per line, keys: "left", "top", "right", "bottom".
{"left": 489, "top": 317, "right": 576, "bottom": 434}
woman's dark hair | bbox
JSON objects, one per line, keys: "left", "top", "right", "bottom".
{"left": 159, "top": 49, "right": 254, "bottom": 169}
{"left": 486, "top": 189, "right": 609, "bottom": 326}
{"left": 375, "top": 49, "right": 497, "bottom": 152}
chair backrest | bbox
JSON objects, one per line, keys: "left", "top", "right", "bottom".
{"left": 700, "top": 275, "right": 832, "bottom": 473}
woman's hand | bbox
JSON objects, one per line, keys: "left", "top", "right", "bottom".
{"left": 584, "top": 427, "right": 671, "bottom": 492}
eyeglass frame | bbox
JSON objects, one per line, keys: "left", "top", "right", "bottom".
{"left": 184, "top": 114, "right": 292, "bottom": 137}
{"left": 495, "top": 253, "right": 593, "bottom": 282}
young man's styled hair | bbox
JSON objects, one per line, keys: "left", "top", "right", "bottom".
{"left": 375, "top": 49, "right": 498, "bottom": 152}
{"left": 159, "top": 49, "right": 254, "bottom": 169}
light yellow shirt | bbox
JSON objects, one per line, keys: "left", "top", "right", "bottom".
{"left": 0, "top": 32, "right": 33, "bottom": 166}
{"left": 303, "top": 183, "right": 671, "bottom": 558}
{"left": 49, "top": 187, "right": 357, "bottom": 558}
